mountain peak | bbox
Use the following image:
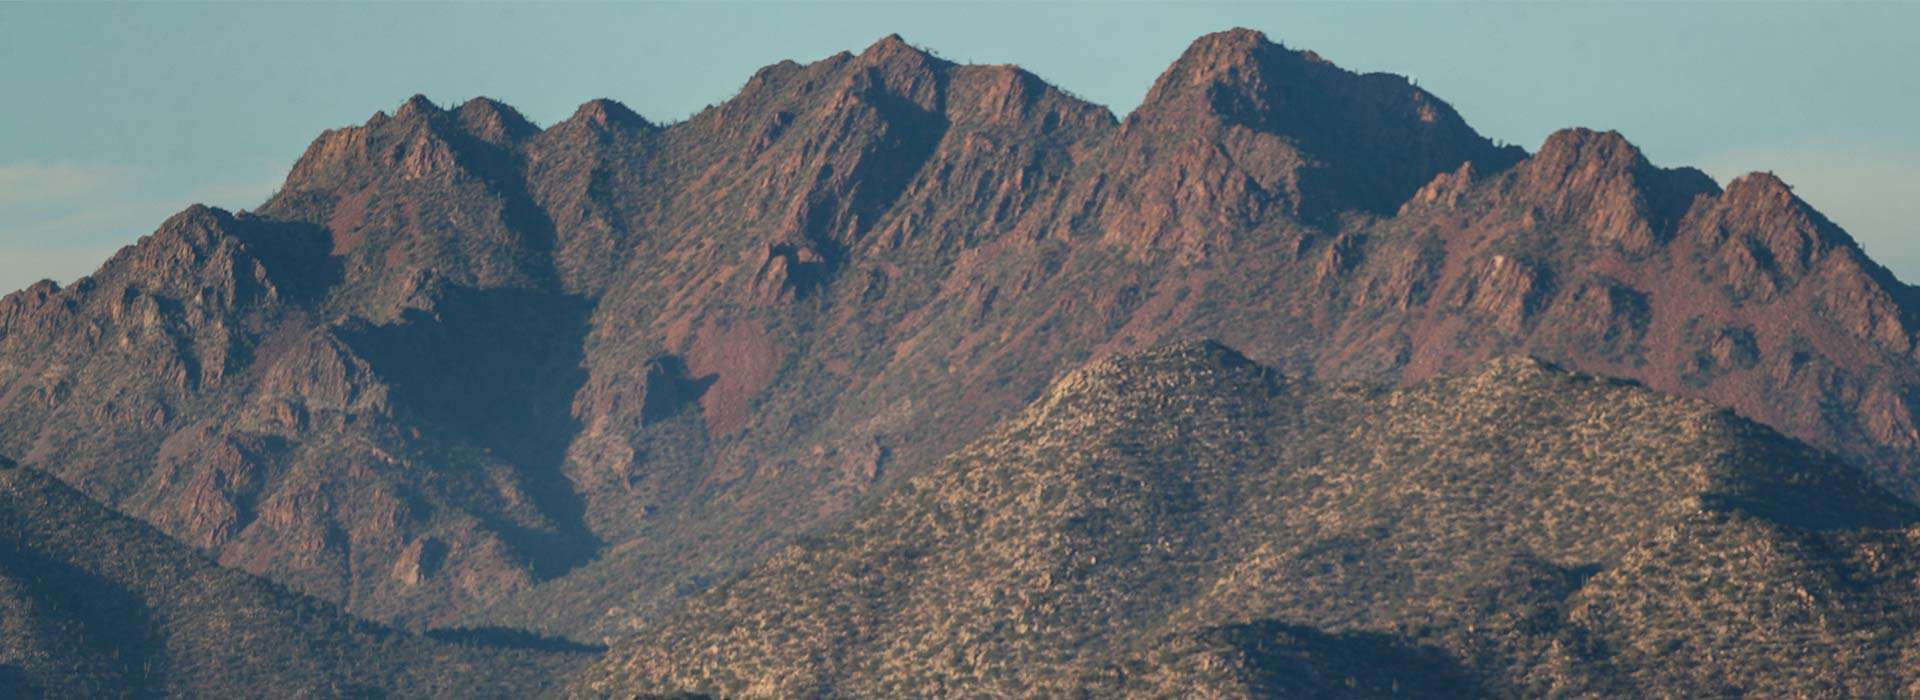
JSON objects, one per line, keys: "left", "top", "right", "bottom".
{"left": 1723, "top": 170, "right": 1795, "bottom": 201}
{"left": 856, "top": 32, "right": 943, "bottom": 68}
{"left": 1113, "top": 29, "right": 1520, "bottom": 226}
{"left": 1703, "top": 168, "right": 1868, "bottom": 279}
{"left": 156, "top": 203, "right": 234, "bottom": 233}
{"left": 1139, "top": 337, "right": 1256, "bottom": 368}
{"left": 1521, "top": 127, "right": 1658, "bottom": 201}
{"left": 567, "top": 98, "right": 650, "bottom": 131}
{"left": 456, "top": 96, "right": 539, "bottom": 144}
{"left": 1043, "top": 339, "right": 1274, "bottom": 409}
{"left": 394, "top": 93, "right": 441, "bottom": 120}
{"left": 1512, "top": 127, "right": 1719, "bottom": 249}
{"left": 1534, "top": 127, "right": 1647, "bottom": 171}
{"left": 1189, "top": 27, "right": 1273, "bottom": 54}
{"left": 1178, "top": 27, "right": 1274, "bottom": 63}
{"left": 863, "top": 33, "right": 916, "bottom": 56}
{"left": 1138, "top": 28, "right": 1284, "bottom": 113}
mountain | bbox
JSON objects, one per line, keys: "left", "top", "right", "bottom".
{"left": 1, "top": 29, "right": 1916, "bottom": 639}
{"left": 0, "top": 205, "right": 596, "bottom": 627}
{"left": 573, "top": 341, "right": 1920, "bottom": 697}
{"left": 0, "top": 454, "right": 587, "bottom": 697}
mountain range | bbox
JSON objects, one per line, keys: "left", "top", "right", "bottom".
{"left": 2, "top": 28, "right": 1918, "bottom": 695}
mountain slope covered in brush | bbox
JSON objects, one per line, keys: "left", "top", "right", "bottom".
{"left": 0, "top": 455, "right": 587, "bottom": 698}
{"left": 1, "top": 29, "right": 1916, "bottom": 639}
{"left": 575, "top": 342, "right": 1920, "bottom": 698}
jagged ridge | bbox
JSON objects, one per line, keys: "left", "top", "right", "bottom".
{"left": 0, "top": 29, "right": 1915, "bottom": 643}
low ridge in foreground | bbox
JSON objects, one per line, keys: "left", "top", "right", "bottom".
{"left": 578, "top": 341, "right": 1920, "bottom": 698}
{"left": 0, "top": 456, "right": 589, "bottom": 698}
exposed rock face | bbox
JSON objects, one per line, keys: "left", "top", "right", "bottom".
{"left": 1512, "top": 128, "right": 1714, "bottom": 252}
{"left": 1094, "top": 27, "right": 1524, "bottom": 257}
{"left": 573, "top": 343, "right": 1920, "bottom": 697}
{"left": 2, "top": 29, "right": 1916, "bottom": 637}
{"left": 0, "top": 206, "right": 590, "bottom": 627}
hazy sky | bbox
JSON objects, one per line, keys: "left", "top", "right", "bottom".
{"left": 3, "top": 2, "right": 1917, "bottom": 294}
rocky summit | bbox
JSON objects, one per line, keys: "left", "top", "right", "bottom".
{"left": 2, "top": 27, "right": 1918, "bottom": 695}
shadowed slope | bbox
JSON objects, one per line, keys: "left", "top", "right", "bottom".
{"left": 0, "top": 205, "right": 601, "bottom": 627}
{"left": 0, "top": 457, "right": 590, "bottom": 697}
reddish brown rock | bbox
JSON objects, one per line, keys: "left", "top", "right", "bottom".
{"left": 3, "top": 30, "right": 1917, "bottom": 640}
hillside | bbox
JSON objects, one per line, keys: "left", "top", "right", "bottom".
{"left": 0, "top": 455, "right": 588, "bottom": 698}
{"left": 0, "top": 29, "right": 1915, "bottom": 638}
{"left": 575, "top": 341, "right": 1920, "bottom": 697}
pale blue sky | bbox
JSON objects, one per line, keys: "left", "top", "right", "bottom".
{"left": 3, "top": 2, "right": 1917, "bottom": 293}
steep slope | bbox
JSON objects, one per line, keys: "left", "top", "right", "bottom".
{"left": 0, "top": 205, "right": 595, "bottom": 627}
{"left": 492, "top": 32, "right": 1920, "bottom": 640}
{"left": 0, "top": 455, "right": 588, "bottom": 698}
{"left": 1075, "top": 27, "right": 1524, "bottom": 255}
{"left": 574, "top": 341, "right": 1920, "bottom": 697}
{"left": 3, "top": 29, "right": 1918, "bottom": 638}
